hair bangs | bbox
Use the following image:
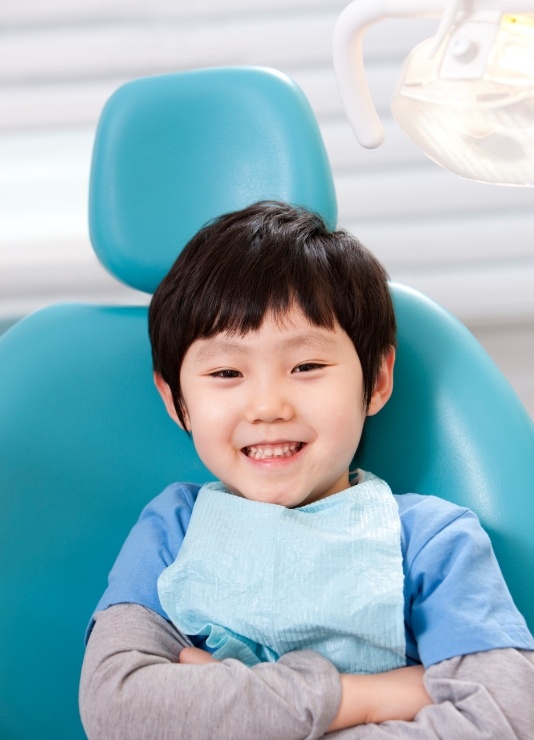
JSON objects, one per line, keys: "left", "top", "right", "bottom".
{"left": 187, "top": 251, "right": 338, "bottom": 341}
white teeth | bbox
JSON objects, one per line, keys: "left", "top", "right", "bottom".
{"left": 245, "top": 442, "right": 301, "bottom": 460}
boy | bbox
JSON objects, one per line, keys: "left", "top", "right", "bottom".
{"left": 80, "top": 201, "right": 534, "bottom": 739}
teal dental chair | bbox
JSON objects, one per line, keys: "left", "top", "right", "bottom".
{"left": 1, "top": 66, "right": 533, "bottom": 740}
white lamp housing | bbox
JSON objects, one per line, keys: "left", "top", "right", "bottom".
{"left": 333, "top": 0, "right": 534, "bottom": 186}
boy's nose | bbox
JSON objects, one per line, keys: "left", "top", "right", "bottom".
{"left": 245, "top": 386, "right": 294, "bottom": 423}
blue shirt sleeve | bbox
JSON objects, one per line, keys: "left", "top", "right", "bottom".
{"left": 85, "top": 482, "right": 201, "bottom": 642}
{"left": 397, "top": 493, "right": 534, "bottom": 667}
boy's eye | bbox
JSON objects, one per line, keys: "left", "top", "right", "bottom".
{"left": 210, "top": 369, "right": 242, "bottom": 378}
{"left": 293, "top": 363, "right": 325, "bottom": 373}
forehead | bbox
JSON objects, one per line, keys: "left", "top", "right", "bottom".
{"left": 188, "top": 308, "right": 346, "bottom": 363}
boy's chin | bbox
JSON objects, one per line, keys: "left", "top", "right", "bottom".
{"left": 235, "top": 487, "right": 320, "bottom": 509}
{"left": 228, "top": 485, "right": 302, "bottom": 508}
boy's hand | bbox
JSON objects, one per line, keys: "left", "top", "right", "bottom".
{"left": 328, "top": 664, "right": 432, "bottom": 732}
{"left": 179, "top": 646, "right": 219, "bottom": 665}
{"left": 364, "top": 665, "right": 432, "bottom": 725}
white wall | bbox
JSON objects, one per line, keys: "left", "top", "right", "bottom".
{"left": 1, "top": 1, "right": 533, "bottom": 333}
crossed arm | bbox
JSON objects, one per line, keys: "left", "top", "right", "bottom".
{"left": 80, "top": 603, "right": 534, "bottom": 739}
{"left": 179, "top": 643, "right": 431, "bottom": 730}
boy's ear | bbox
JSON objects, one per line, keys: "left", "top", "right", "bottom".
{"left": 367, "top": 348, "right": 395, "bottom": 417}
{"left": 153, "top": 372, "right": 190, "bottom": 430}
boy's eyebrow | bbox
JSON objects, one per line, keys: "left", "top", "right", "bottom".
{"left": 280, "top": 333, "right": 339, "bottom": 352}
{"left": 194, "top": 339, "right": 247, "bottom": 361}
{"left": 193, "top": 331, "right": 339, "bottom": 361}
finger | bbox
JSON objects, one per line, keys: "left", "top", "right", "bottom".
{"left": 179, "top": 646, "right": 219, "bottom": 665}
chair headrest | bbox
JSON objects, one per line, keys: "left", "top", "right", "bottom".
{"left": 89, "top": 66, "right": 337, "bottom": 293}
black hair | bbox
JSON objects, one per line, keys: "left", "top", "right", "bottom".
{"left": 149, "top": 200, "right": 396, "bottom": 428}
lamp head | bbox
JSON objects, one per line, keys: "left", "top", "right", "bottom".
{"left": 392, "top": 12, "right": 534, "bottom": 185}
{"left": 333, "top": 0, "right": 534, "bottom": 186}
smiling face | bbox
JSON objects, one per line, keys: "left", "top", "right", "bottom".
{"left": 156, "top": 306, "right": 394, "bottom": 508}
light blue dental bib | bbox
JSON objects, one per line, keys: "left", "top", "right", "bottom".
{"left": 157, "top": 472, "right": 406, "bottom": 674}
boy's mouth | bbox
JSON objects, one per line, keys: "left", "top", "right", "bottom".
{"left": 243, "top": 442, "right": 303, "bottom": 460}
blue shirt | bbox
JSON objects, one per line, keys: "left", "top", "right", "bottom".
{"left": 88, "top": 483, "right": 534, "bottom": 667}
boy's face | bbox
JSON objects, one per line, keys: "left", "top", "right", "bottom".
{"left": 156, "top": 306, "right": 393, "bottom": 508}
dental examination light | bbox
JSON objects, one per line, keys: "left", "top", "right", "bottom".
{"left": 333, "top": 0, "right": 534, "bottom": 186}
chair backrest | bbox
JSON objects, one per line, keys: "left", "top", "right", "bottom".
{"left": 361, "top": 283, "right": 534, "bottom": 628}
{"left": 1, "top": 66, "right": 532, "bottom": 740}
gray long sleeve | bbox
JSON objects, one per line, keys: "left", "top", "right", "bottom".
{"left": 329, "top": 648, "right": 534, "bottom": 739}
{"left": 80, "top": 603, "right": 340, "bottom": 740}
{"left": 80, "top": 603, "right": 534, "bottom": 740}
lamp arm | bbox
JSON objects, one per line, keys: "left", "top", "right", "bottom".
{"left": 332, "top": 0, "right": 445, "bottom": 148}
{"left": 333, "top": 0, "right": 534, "bottom": 149}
